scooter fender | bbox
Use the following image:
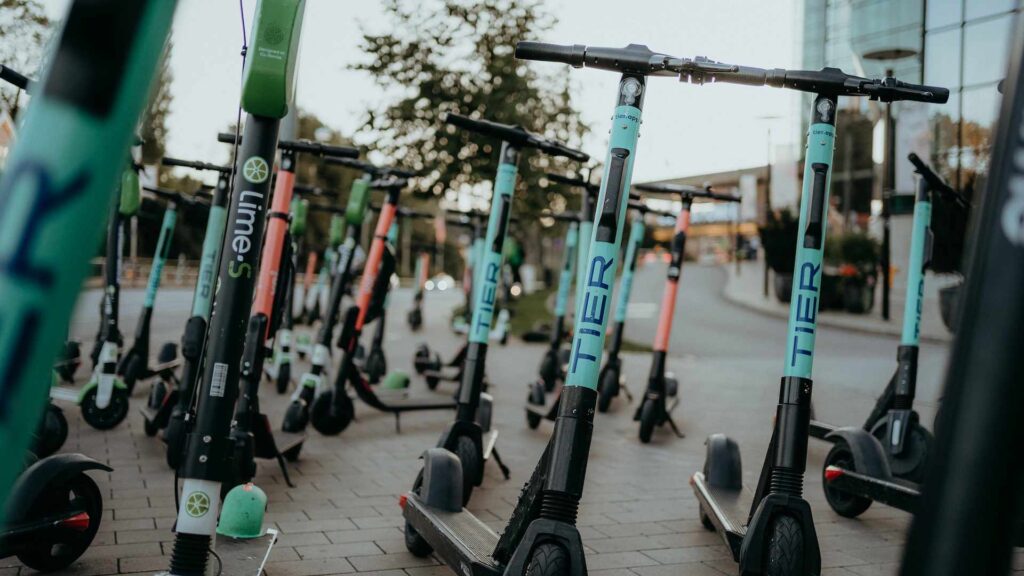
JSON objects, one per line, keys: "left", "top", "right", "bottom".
{"left": 6, "top": 453, "right": 113, "bottom": 522}
{"left": 78, "top": 373, "right": 127, "bottom": 409}
{"left": 825, "top": 426, "right": 893, "bottom": 480}
{"left": 738, "top": 492, "right": 821, "bottom": 576}
{"left": 437, "top": 420, "right": 484, "bottom": 486}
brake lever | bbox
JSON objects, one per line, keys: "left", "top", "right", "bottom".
{"left": 679, "top": 57, "right": 740, "bottom": 84}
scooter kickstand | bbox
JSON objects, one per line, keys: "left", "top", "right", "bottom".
{"left": 275, "top": 452, "right": 296, "bottom": 488}
{"left": 666, "top": 414, "right": 685, "bottom": 438}
{"left": 491, "top": 447, "right": 511, "bottom": 479}
{"left": 622, "top": 384, "right": 634, "bottom": 402}
{"left": 394, "top": 414, "right": 401, "bottom": 434}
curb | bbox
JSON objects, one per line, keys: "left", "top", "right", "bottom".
{"left": 720, "top": 267, "right": 953, "bottom": 345}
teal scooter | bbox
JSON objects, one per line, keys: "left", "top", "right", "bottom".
{"left": 684, "top": 59, "right": 948, "bottom": 574}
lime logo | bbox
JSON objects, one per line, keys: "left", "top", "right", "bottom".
{"left": 185, "top": 491, "right": 211, "bottom": 517}
{"left": 242, "top": 157, "right": 269, "bottom": 184}
{"left": 263, "top": 25, "right": 285, "bottom": 46}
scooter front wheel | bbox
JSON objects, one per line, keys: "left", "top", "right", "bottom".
{"left": 526, "top": 382, "right": 545, "bottom": 430}
{"left": 33, "top": 404, "right": 68, "bottom": 458}
{"left": 525, "top": 542, "right": 569, "bottom": 576}
{"left": 764, "top": 514, "right": 804, "bottom": 576}
{"left": 597, "top": 367, "right": 619, "bottom": 413}
{"left": 282, "top": 399, "right": 310, "bottom": 433}
{"left": 638, "top": 399, "right": 657, "bottom": 444}
{"left": 120, "top": 354, "right": 145, "bottom": 394}
{"left": 15, "top": 471, "right": 103, "bottom": 571}
{"left": 311, "top": 391, "right": 354, "bottom": 436}
{"left": 81, "top": 387, "right": 129, "bottom": 430}
{"left": 455, "top": 436, "right": 479, "bottom": 506}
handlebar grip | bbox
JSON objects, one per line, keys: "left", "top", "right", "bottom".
{"left": 161, "top": 156, "right": 231, "bottom": 173}
{"left": 218, "top": 132, "right": 240, "bottom": 144}
{"left": 514, "top": 42, "right": 585, "bottom": 67}
{"left": 384, "top": 167, "right": 417, "bottom": 179}
{"left": 716, "top": 65, "right": 770, "bottom": 86}
{"left": 279, "top": 139, "right": 360, "bottom": 158}
{"left": 708, "top": 192, "right": 742, "bottom": 203}
{"left": 539, "top": 141, "right": 589, "bottom": 162}
{"left": 0, "top": 65, "right": 29, "bottom": 90}
{"left": 894, "top": 80, "right": 950, "bottom": 103}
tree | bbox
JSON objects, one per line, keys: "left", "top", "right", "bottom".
{"left": 0, "top": 0, "right": 50, "bottom": 116}
{"left": 140, "top": 42, "right": 174, "bottom": 165}
{"left": 354, "top": 0, "right": 588, "bottom": 220}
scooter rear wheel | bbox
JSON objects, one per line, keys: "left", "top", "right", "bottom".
{"left": 16, "top": 471, "right": 103, "bottom": 571}
{"left": 311, "top": 391, "right": 354, "bottom": 436}
{"left": 455, "top": 436, "right": 479, "bottom": 506}
{"left": 525, "top": 542, "right": 569, "bottom": 576}
{"left": 276, "top": 363, "right": 292, "bottom": 395}
{"left": 822, "top": 440, "right": 873, "bottom": 518}
{"left": 120, "top": 354, "right": 145, "bottom": 394}
{"left": 526, "top": 382, "right": 545, "bottom": 430}
{"left": 764, "top": 515, "right": 804, "bottom": 576}
{"left": 81, "top": 387, "right": 129, "bottom": 430}
{"left": 404, "top": 470, "right": 434, "bottom": 557}
{"left": 638, "top": 399, "right": 657, "bottom": 444}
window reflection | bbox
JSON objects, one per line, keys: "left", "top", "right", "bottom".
{"left": 925, "top": 28, "right": 962, "bottom": 88}
{"left": 965, "top": 0, "right": 1017, "bottom": 20}
{"left": 963, "top": 14, "right": 1013, "bottom": 85}
{"left": 960, "top": 84, "right": 1001, "bottom": 196}
{"left": 927, "top": 0, "right": 963, "bottom": 29}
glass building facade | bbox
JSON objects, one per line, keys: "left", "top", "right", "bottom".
{"left": 800, "top": 0, "right": 1022, "bottom": 215}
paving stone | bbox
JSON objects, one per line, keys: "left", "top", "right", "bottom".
{"left": 265, "top": 557, "right": 356, "bottom": 576}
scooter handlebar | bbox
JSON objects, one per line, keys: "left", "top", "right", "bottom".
{"left": 325, "top": 156, "right": 417, "bottom": 178}
{"left": 908, "top": 152, "right": 966, "bottom": 208}
{"left": 634, "top": 182, "right": 740, "bottom": 202}
{"left": 217, "top": 132, "right": 360, "bottom": 158}
{"left": 514, "top": 42, "right": 586, "bottom": 67}
{"left": 443, "top": 113, "right": 589, "bottom": 161}
{"left": 161, "top": 156, "right": 232, "bottom": 174}
{"left": 0, "top": 64, "right": 29, "bottom": 90}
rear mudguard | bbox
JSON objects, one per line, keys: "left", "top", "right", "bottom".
{"left": 6, "top": 454, "right": 113, "bottom": 521}
{"left": 825, "top": 426, "right": 893, "bottom": 480}
{"left": 77, "top": 375, "right": 128, "bottom": 404}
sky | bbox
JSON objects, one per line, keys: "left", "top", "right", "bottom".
{"left": 37, "top": 0, "right": 803, "bottom": 185}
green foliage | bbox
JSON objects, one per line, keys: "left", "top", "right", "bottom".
{"left": 353, "top": 0, "right": 587, "bottom": 219}
{"left": 0, "top": 0, "right": 50, "bottom": 116}
{"left": 824, "top": 230, "right": 879, "bottom": 274}
{"left": 140, "top": 42, "right": 174, "bottom": 164}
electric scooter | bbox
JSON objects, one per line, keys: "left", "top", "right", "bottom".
{"left": 310, "top": 176, "right": 467, "bottom": 435}
{"left": 682, "top": 60, "right": 947, "bottom": 574}
{"left": 48, "top": 161, "right": 140, "bottom": 430}
{"left": 817, "top": 153, "right": 969, "bottom": 517}
{"left": 412, "top": 210, "right": 484, "bottom": 389}
{"left": 168, "top": 3, "right": 314, "bottom": 571}
{"left": 0, "top": 0, "right": 174, "bottom": 561}
{"left": 597, "top": 201, "right": 675, "bottom": 413}
{"left": 403, "top": 41, "right": 658, "bottom": 575}
{"left": 407, "top": 250, "right": 430, "bottom": 331}
{"left": 359, "top": 205, "right": 434, "bottom": 384}
{"left": 280, "top": 160, "right": 412, "bottom": 433}
{"left": 630, "top": 182, "right": 740, "bottom": 443}
{"left": 139, "top": 156, "right": 232, "bottom": 469}
{"left": 899, "top": 32, "right": 1023, "bottom": 574}
{"left": 214, "top": 134, "right": 360, "bottom": 488}
{"left": 294, "top": 209, "right": 345, "bottom": 357}
{"left": 525, "top": 197, "right": 670, "bottom": 428}
{"left": 117, "top": 184, "right": 202, "bottom": 394}
{"left": 263, "top": 194, "right": 309, "bottom": 394}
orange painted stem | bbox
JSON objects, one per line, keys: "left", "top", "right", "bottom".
{"left": 253, "top": 170, "right": 295, "bottom": 330}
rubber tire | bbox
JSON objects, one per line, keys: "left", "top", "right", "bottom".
{"left": 276, "top": 362, "right": 292, "bottom": 395}
{"left": 311, "top": 391, "right": 354, "bottom": 436}
{"left": 597, "top": 367, "right": 619, "bottom": 413}
{"left": 404, "top": 470, "right": 434, "bottom": 557}
{"left": 81, "top": 386, "right": 129, "bottom": 430}
{"left": 699, "top": 506, "right": 715, "bottom": 531}
{"left": 764, "top": 515, "right": 804, "bottom": 576}
{"left": 16, "top": 472, "right": 103, "bottom": 571}
{"left": 822, "top": 440, "right": 873, "bottom": 518}
{"left": 869, "top": 416, "right": 932, "bottom": 483}
{"left": 425, "top": 374, "right": 440, "bottom": 391}
{"left": 456, "top": 435, "right": 480, "bottom": 506}
{"left": 282, "top": 399, "right": 310, "bottom": 433}
{"left": 638, "top": 399, "right": 657, "bottom": 444}
{"left": 525, "top": 543, "right": 569, "bottom": 576}
{"left": 526, "top": 382, "right": 544, "bottom": 430}
{"left": 365, "top": 350, "right": 386, "bottom": 385}
{"left": 33, "top": 405, "right": 68, "bottom": 458}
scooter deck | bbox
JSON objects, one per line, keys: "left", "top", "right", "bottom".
{"left": 272, "top": 430, "right": 305, "bottom": 453}
{"left": 809, "top": 419, "right": 837, "bottom": 441}
{"left": 216, "top": 529, "right": 279, "bottom": 576}
{"left": 403, "top": 493, "right": 502, "bottom": 576}
{"left": 824, "top": 465, "right": 919, "bottom": 513}
{"left": 421, "top": 368, "right": 461, "bottom": 383}
{"left": 691, "top": 471, "right": 748, "bottom": 561}
{"left": 354, "top": 383, "right": 457, "bottom": 412}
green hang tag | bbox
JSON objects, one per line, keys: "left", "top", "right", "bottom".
{"left": 329, "top": 214, "right": 345, "bottom": 247}
{"left": 119, "top": 165, "right": 141, "bottom": 216}
{"left": 240, "top": 0, "right": 305, "bottom": 118}
{"left": 345, "top": 177, "right": 370, "bottom": 226}
{"left": 290, "top": 197, "right": 308, "bottom": 235}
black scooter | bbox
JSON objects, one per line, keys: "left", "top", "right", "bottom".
{"left": 817, "top": 153, "right": 970, "bottom": 518}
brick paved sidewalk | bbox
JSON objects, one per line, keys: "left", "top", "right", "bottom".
{"left": 9, "top": 286, "right": 1020, "bottom": 576}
